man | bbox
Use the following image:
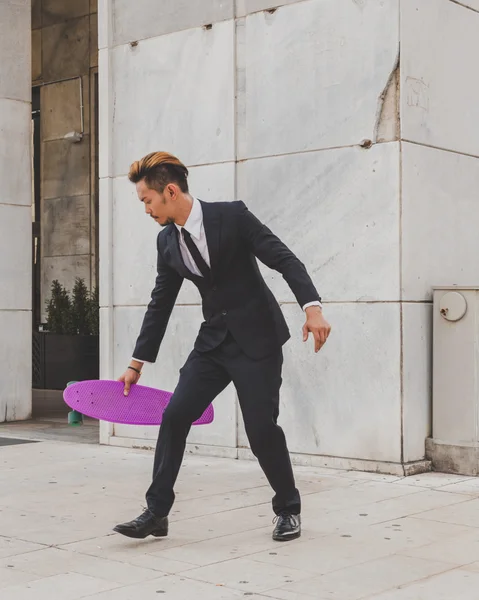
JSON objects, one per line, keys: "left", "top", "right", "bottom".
{"left": 114, "top": 151, "right": 331, "bottom": 542}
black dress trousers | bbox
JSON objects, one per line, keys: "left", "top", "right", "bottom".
{"left": 145, "top": 332, "right": 301, "bottom": 517}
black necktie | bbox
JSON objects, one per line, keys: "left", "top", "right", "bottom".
{"left": 181, "top": 229, "right": 211, "bottom": 279}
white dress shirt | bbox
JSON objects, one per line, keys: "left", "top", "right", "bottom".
{"left": 132, "top": 198, "right": 321, "bottom": 364}
{"left": 174, "top": 196, "right": 211, "bottom": 276}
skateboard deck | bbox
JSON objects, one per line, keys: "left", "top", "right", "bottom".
{"left": 63, "top": 380, "right": 214, "bottom": 426}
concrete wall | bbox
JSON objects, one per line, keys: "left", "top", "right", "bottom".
{"left": 0, "top": 0, "right": 32, "bottom": 422}
{"left": 32, "top": 0, "right": 98, "bottom": 314}
{"left": 98, "top": 0, "right": 479, "bottom": 473}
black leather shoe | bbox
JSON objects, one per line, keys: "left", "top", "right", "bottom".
{"left": 113, "top": 509, "right": 168, "bottom": 539}
{"left": 272, "top": 512, "right": 301, "bottom": 541}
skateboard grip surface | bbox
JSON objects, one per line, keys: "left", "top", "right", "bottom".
{"left": 63, "top": 380, "right": 214, "bottom": 425}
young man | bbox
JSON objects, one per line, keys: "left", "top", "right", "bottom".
{"left": 114, "top": 151, "right": 331, "bottom": 542}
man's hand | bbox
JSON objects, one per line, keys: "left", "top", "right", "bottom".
{"left": 118, "top": 361, "right": 143, "bottom": 396}
{"left": 303, "top": 306, "right": 331, "bottom": 353}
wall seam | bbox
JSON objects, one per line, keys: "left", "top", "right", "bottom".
{"left": 98, "top": 0, "right": 115, "bottom": 444}
{"left": 0, "top": 97, "right": 31, "bottom": 105}
{"left": 110, "top": 142, "right": 401, "bottom": 179}
{"left": 398, "top": 0, "right": 405, "bottom": 472}
{"left": 449, "top": 0, "right": 479, "bottom": 14}
{"left": 402, "top": 139, "right": 479, "bottom": 160}
{"left": 233, "top": 2, "right": 240, "bottom": 455}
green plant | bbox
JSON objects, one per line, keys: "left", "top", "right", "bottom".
{"left": 71, "top": 278, "right": 90, "bottom": 335}
{"left": 45, "top": 280, "right": 73, "bottom": 334}
{"left": 45, "top": 278, "right": 99, "bottom": 335}
{"left": 87, "top": 286, "right": 99, "bottom": 336}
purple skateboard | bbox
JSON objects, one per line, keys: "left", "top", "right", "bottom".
{"left": 63, "top": 380, "right": 214, "bottom": 426}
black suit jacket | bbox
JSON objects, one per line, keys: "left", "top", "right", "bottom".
{"left": 133, "top": 200, "right": 321, "bottom": 361}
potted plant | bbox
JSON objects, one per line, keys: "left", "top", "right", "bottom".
{"left": 33, "top": 278, "right": 99, "bottom": 390}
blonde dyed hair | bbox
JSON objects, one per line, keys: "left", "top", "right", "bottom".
{"left": 128, "top": 151, "right": 189, "bottom": 193}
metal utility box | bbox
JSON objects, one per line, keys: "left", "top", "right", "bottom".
{"left": 427, "top": 287, "right": 479, "bottom": 475}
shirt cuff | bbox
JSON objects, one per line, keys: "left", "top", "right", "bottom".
{"left": 131, "top": 357, "right": 151, "bottom": 364}
{"left": 302, "top": 301, "right": 323, "bottom": 311}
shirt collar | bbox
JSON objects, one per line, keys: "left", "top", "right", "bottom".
{"left": 175, "top": 197, "right": 202, "bottom": 240}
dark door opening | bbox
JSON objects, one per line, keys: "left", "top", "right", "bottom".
{"left": 32, "top": 87, "right": 41, "bottom": 330}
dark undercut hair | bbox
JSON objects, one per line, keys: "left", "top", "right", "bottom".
{"left": 128, "top": 151, "right": 189, "bottom": 193}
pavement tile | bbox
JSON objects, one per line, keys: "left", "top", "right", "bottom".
{"left": 182, "top": 557, "right": 313, "bottom": 593}
{"left": 438, "top": 478, "right": 479, "bottom": 496}
{"left": 401, "top": 528, "right": 479, "bottom": 565}
{"left": 302, "top": 489, "right": 468, "bottom": 533}
{"left": 0, "top": 572, "right": 120, "bottom": 600}
{"left": 0, "top": 566, "right": 41, "bottom": 589}
{"left": 0, "top": 546, "right": 165, "bottom": 584}
{"left": 269, "top": 554, "right": 453, "bottom": 599}
{"left": 410, "top": 498, "right": 479, "bottom": 528}
{"left": 393, "top": 473, "right": 475, "bottom": 488}
{"left": 77, "top": 573, "right": 251, "bottom": 599}
{"left": 149, "top": 526, "right": 278, "bottom": 566}
{"left": 0, "top": 536, "right": 45, "bottom": 559}
{"left": 367, "top": 568, "right": 479, "bottom": 599}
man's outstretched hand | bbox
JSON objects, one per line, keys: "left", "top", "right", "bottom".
{"left": 303, "top": 306, "right": 331, "bottom": 353}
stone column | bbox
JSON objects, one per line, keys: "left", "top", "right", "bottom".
{"left": 0, "top": 0, "right": 32, "bottom": 422}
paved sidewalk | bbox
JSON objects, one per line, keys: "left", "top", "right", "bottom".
{"left": 2, "top": 435, "right": 479, "bottom": 599}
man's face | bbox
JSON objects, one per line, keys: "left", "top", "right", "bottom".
{"left": 136, "top": 180, "right": 174, "bottom": 227}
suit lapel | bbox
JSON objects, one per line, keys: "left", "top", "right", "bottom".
{"left": 200, "top": 200, "right": 221, "bottom": 281}
{"left": 166, "top": 226, "right": 192, "bottom": 279}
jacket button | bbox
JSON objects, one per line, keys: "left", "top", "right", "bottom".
{"left": 221, "top": 310, "right": 227, "bottom": 316}
{"left": 212, "top": 286, "right": 217, "bottom": 292}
